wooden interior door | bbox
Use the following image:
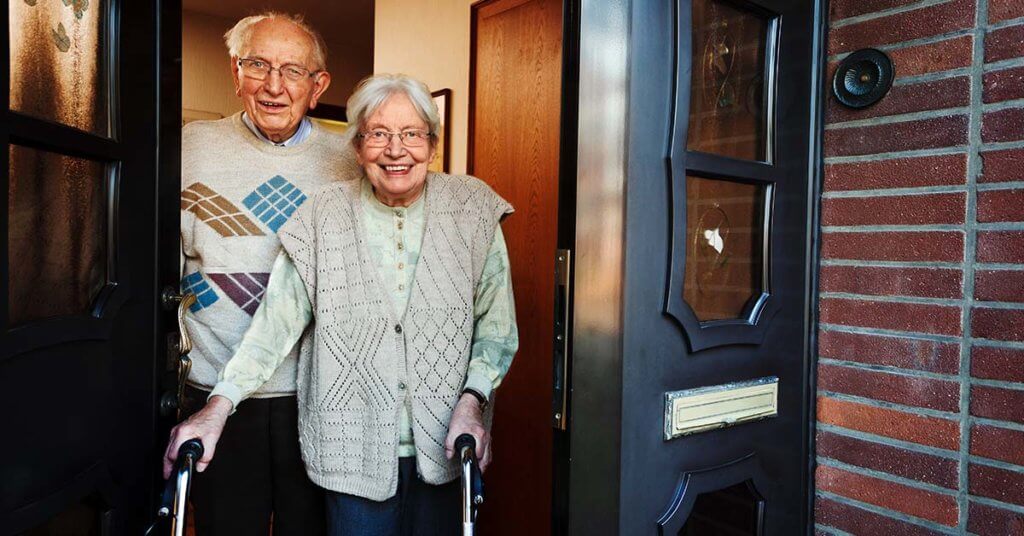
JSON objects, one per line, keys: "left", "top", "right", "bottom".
{"left": 469, "top": 0, "right": 564, "bottom": 533}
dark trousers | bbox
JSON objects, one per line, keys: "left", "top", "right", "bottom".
{"left": 182, "top": 385, "right": 326, "bottom": 536}
{"left": 325, "top": 457, "right": 460, "bottom": 536}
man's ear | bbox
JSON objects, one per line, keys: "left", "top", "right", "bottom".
{"left": 230, "top": 57, "right": 242, "bottom": 97}
{"left": 307, "top": 71, "right": 332, "bottom": 110}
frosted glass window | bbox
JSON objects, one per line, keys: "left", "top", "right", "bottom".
{"left": 8, "top": 145, "right": 107, "bottom": 326}
{"left": 10, "top": 0, "right": 108, "bottom": 136}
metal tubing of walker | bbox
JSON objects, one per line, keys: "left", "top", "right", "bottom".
{"left": 170, "top": 451, "right": 197, "bottom": 536}
{"left": 461, "top": 444, "right": 475, "bottom": 536}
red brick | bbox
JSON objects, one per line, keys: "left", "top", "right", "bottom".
{"left": 821, "top": 265, "right": 962, "bottom": 299}
{"left": 975, "top": 270, "right": 1024, "bottom": 303}
{"left": 829, "top": 0, "right": 921, "bottom": 21}
{"left": 822, "top": 192, "right": 965, "bottom": 226}
{"left": 819, "top": 363, "right": 960, "bottom": 410}
{"left": 977, "top": 231, "right": 1024, "bottom": 263}
{"left": 990, "top": 0, "right": 1024, "bottom": 23}
{"left": 821, "top": 298, "right": 962, "bottom": 336}
{"left": 986, "top": 24, "right": 1024, "bottom": 63}
{"left": 978, "top": 189, "right": 1024, "bottom": 223}
{"left": 816, "top": 497, "right": 947, "bottom": 536}
{"left": 823, "top": 231, "right": 964, "bottom": 262}
{"left": 817, "top": 396, "right": 961, "bottom": 449}
{"left": 983, "top": 108, "right": 1024, "bottom": 144}
{"left": 984, "top": 66, "right": 1024, "bottom": 104}
{"left": 817, "top": 431, "right": 959, "bottom": 488}
{"left": 971, "top": 385, "right": 1024, "bottom": 424}
{"left": 968, "top": 501, "right": 1024, "bottom": 535}
{"left": 816, "top": 465, "right": 959, "bottom": 525}
{"left": 890, "top": 36, "right": 973, "bottom": 77}
{"left": 981, "top": 148, "right": 1024, "bottom": 183}
{"left": 828, "top": 76, "right": 970, "bottom": 123}
{"left": 824, "top": 154, "right": 967, "bottom": 191}
{"left": 970, "top": 464, "right": 1024, "bottom": 507}
{"left": 972, "top": 424, "right": 1024, "bottom": 465}
{"left": 972, "top": 307, "right": 1024, "bottom": 342}
{"left": 819, "top": 330, "right": 960, "bottom": 373}
{"left": 829, "top": 0, "right": 976, "bottom": 55}
{"left": 826, "top": 116, "right": 969, "bottom": 157}
{"left": 972, "top": 345, "right": 1024, "bottom": 382}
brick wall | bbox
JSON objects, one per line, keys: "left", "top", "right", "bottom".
{"left": 816, "top": 0, "right": 1024, "bottom": 534}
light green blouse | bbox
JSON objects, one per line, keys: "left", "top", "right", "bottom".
{"left": 211, "top": 178, "right": 519, "bottom": 457}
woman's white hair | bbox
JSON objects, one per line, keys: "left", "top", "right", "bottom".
{"left": 223, "top": 12, "right": 328, "bottom": 71}
{"left": 344, "top": 74, "right": 440, "bottom": 148}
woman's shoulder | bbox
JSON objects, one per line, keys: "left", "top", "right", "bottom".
{"left": 428, "top": 172, "right": 513, "bottom": 214}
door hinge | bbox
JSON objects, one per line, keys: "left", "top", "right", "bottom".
{"left": 552, "top": 249, "right": 571, "bottom": 430}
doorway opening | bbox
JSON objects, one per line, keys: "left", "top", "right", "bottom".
{"left": 180, "top": 1, "right": 571, "bottom": 534}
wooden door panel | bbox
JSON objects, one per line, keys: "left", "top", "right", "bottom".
{"left": 470, "top": 0, "right": 562, "bottom": 533}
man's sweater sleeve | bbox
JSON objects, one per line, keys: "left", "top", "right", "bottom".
{"left": 209, "top": 251, "right": 313, "bottom": 409}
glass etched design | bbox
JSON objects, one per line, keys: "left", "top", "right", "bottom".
{"left": 10, "top": 0, "right": 108, "bottom": 136}
{"left": 683, "top": 176, "right": 767, "bottom": 322}
{"left": 8, "top": 145, "right": 107, "bottom": 326}
{"left": 687, "top": 0, "right": 769, "bottom": 161}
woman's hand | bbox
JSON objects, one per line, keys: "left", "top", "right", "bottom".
{"left": 444, "top": 393, "right": 493, "bottom": 472}
{"left": 162, "top": 395, "right": 233, "bottom": 478}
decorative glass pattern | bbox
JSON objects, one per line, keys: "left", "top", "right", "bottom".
{"left": 8, "top": 145, "right": 107, "bottom": 326}
{"left": 687, "top": 0, "right": 769, "bottom": 161}
{"left": 10, "top": 0, "right": 108, "bottom": 136}
{"left": 683, "top": 175, "right": 767, "bottom": 322}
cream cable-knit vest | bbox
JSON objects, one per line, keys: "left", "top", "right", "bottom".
{"left": 278, "top": 173, "right": 513, "bottom": 500}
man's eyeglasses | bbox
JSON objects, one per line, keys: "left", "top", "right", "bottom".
{"left": 357, "top": 129, "right": 434, "bottom": 148}
{"left": 237, "top": 58, "right": 317, "bottom": 83}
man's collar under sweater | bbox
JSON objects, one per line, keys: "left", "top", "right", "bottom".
{"left": 241, "top": 112, "right": 312, "bottom": 147}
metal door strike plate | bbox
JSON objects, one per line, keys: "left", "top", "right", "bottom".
{"left": 664, "top": 376, "right": 779, "bottom": 440}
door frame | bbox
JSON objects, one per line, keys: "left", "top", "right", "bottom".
{"left": 565, "top": 0, "right": 829, "bottom": 533}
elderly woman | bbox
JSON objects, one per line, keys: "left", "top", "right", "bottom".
{"left": 166, "top": 73, "right": 518, "bottom": 534}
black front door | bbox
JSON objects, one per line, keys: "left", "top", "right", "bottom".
{"left": 568, "top": 0, "right": 822, "bottom": 533}
{"left": 2, "top": 1, "right": 179, "bottom": 533}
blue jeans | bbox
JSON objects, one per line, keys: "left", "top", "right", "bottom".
{"left": 325, "top": 457, "right": 461, "bottom": 536}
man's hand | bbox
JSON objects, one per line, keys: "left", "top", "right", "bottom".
{"left": 444, "top": 393, "right": 492, "bottom": 472}
{"left": 162, "top": 395, "right": 233, "bottom": 479}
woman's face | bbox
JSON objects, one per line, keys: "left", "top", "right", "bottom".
{"left": 356, "top": 93, "right": 436, "bottom": 207}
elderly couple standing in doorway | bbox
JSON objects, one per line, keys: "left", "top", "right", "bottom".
{"left": 167, "top": 11, "right": 518, "bottom": 536}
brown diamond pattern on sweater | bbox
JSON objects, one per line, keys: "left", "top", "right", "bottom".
{"left": 181, "top": 182, "right": 265, "bottom": 237}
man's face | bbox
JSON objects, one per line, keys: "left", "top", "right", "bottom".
{"left": 231, "top": 18, "right": 330, "bottom": 143}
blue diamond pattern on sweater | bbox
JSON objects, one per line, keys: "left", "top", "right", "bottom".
{"left": 180, "top": 272, "right": 219, "bottom": 312}
{"left": 242, "top": 175, "right": 307, "bottom": 232}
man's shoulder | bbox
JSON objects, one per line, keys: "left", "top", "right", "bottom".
{"left": 183, "top": 114, "right": 239, "bottom": 145}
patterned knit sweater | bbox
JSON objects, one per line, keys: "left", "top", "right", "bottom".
{"left": 180, "top": 113, "right": 357, "bottom": 397}
{"left": 278, "top": 173, "right": 513, "bottom": 499}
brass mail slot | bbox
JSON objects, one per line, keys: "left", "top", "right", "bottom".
{"left": 664, "top": 377, "right": 779, "bottom": 440}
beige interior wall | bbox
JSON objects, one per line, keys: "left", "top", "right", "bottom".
{"left": 182, "top": 10, "right": 241, "bottom": 119}
{"left": 182, "top": 9, "right": 372, "bottom": 119}
{"left": 373, "top": 0, "right": 476, "bottom": 174}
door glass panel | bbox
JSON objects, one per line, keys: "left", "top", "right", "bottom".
{"left": 688, "top": 0, "right": 769, "bottom": 161}
{"left": 10, "top": 0, "right": 109, "bottom": 136}
{"left": 679, "top": 481, "right": 762, "bottom": 535}
{"left": 683, "top": 175, "right": 767, "bottom": 322}
{"left": 8, "top": 145, "right": 108, "bottom": 327}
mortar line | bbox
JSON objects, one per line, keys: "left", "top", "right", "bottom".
{"left": 958, "top": 0, "right": 987, "bottom": 530}
{"left": 829, "top": 0, "right": 949, "bottom": 28}
{"left": 816, "top": 491, "right": 961, "bottom": 534}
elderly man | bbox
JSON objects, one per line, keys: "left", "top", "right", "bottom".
{"left": 169, "top": 11, "right": 353, "bottom": 535}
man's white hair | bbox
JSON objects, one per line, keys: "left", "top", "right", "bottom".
{"left": 223, "top": 11, "right": 328, "bottom": 71}
{"left": 344, "top": 74, "right": 440, "bottom": 147}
